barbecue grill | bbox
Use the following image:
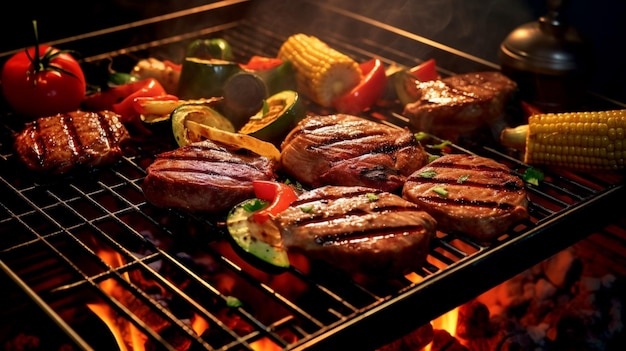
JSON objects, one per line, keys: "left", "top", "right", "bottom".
{"left": 1, "top": 1, "right": 625, "bottom": 350}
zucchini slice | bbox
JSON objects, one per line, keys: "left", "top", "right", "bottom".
{"left": 226, "top": 198, "right": 290, "bottom": 271}
{"left": 171, "top": 103, "right": 235, "bottom": 147}
{"left": 239, "top": 90, "right": 305, "bottom": 145}
{"left": 177, "top": 57, "right": 241, "bottom": 99}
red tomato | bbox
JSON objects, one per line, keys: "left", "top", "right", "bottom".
{"left": 332, "top": 58, "right": 387, "bottom": 114}
{"left": 1, "top": 45, "right": 86, "bottom": 118}
{"left": 252, "top": 180, "right": 298, "bottom": 224}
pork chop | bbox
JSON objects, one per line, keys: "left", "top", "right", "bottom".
{"left": 14, "top": 110, "right": 130, "bottom": 174}
{"left": 402, "top": 154, "right": 528, "bottom": 242}
{"left": 142, "top": 140, "right": 278, "bottom": 213}
{"left": 280, "top": 114, "right": 429, "bottom": 192}
{"left": 274, "top": 185, "right": 437, "bottom": 277}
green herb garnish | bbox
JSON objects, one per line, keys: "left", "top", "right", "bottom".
{"left": 225, "top": 296, "right": 242, "bottom": 308}
{"left": 242, "top": 199, "right": 268, "bottom": 212}
{"left": 430, "top": 140, "right": 453, "bottom": 150}
{"left": 300, "top": 204, "right": 314, "bottom": 213}
{"left": 418, "top": 170, "right": 437, "bottom": 178}
{"left": 366, "top": 193, "right": 379, "bottom": 202}
{"left": 522, "top": 167, "right": 544, "bottom": 186}
{"left": 427, "top": 154, "right": 440, "bottom": 163}
{"left": 457, "top": 174, "right": 470, "bottom": 183}
{"left": 414, "top": 131, "right": 428, "bottom": 142}
{"left": 431, "top": 186, "right": 448, "bottom": 198}
{"left": 284, "top": 178, "right": 304, "bottom": 192}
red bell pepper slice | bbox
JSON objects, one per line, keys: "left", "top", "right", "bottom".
{"left": 521, "top": 101, "right": 544, "bottom": 118}
{"left": 241, "top": 56, "right": 284, "bottom": 71}
{"left": 332, "top": 58, "right": 387, "bottom": 115}
{"left": 112, "top": 78, "right": 167, "bottom": 122}
{"left": 131, "top": 94, "right": 179, "bottom": 115}
{"left": 252, "top": 180, "right": 298, "bottom": 224}
{"left": 83, "top": 78, "right": 167, "bottom": 124}
{"left": 409, "top": 58, "right": 439, "bottom": 82}
{"left": 163, "top": 60, "right": 182, "bottom": 72}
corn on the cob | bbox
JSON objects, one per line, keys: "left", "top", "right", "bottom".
{"left": 500, "top": 110, "right": 626, "bottom": 171}
{"left": 277, "top": 33, "right": 362, "bottom": 107}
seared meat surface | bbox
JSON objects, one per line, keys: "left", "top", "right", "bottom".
{"left": 402, "top": 71, "right": 517, "bottom": 142}
{"left": 142, "top": 140, "right": 278, "bottom": 213}
{"left": 274, "top": 185, "right": 437, "bottom": 277}
{"left": 14, "top": 110, "right": 130, "bottom": 174}
{"left": 280, "top": 114, "right": 429, "bottom": 192}
{"left": 402, "top": 154, "right": 528, "bottom": 242}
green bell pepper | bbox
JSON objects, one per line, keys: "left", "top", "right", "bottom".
{"left": 185, "top": 38, "right": 234, "bottom": 61}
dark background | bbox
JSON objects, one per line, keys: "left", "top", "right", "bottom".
{"left": 2, "top": 0, "right": 625, "bottom": 104}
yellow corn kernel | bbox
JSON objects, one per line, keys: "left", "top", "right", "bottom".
{"left": 277, "top": 33, "right": 362, "bottom": 107}
{"left": 501, "top": 110, "right": 626, "bottom": 171}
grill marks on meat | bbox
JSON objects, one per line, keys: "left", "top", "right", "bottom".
{"left": 402, "top": 154, "right": 529, "bottom": 242}
{"left": 14, "top": 110, "right": 130, "bottom": 174}
{"left": 142, "top": 140, "right": 277, "bottom": 213}
{"left": 280, "top": 114, "right": 429, "bottom": 192}
{"left": 275, "top": 185, "right": 437, "bottom": 277}
{"left": 402, "top": 71, "right": 517, "bottom": 142}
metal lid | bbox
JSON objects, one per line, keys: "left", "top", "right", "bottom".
{"left": 499, "top": 10, "right": 589, "bottom": 76}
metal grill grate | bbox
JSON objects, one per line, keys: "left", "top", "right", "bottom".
{"left": 1, "top": 1, "right": 625, "bottom": 350}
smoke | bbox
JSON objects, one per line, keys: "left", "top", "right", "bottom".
{"left": 364, "top": 0, "right": 535, "bottom": 63}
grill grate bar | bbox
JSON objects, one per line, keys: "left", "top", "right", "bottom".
{"left": 0, "top": 260, "right": 95, "bottom": 350}
{"left": 1, "top": 1, "right": 625, "bottom": 350}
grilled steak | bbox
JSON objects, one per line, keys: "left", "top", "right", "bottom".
{"left": 402, "top": 154, "right": 529, "bottom": 242}
{"left": 14, "top": 110, "right": 130, "bottom": 174}
{"left": 274, "top": 185, "right": 437, "bottom": 277}
{"left": 280, "top": 114, "right": 429, "bottom": 192}
{"left": 402, "top": 71, "right": 517, "bottom": 142}
{"left": 142, "top": 140, "right": 278, "bottom": 213}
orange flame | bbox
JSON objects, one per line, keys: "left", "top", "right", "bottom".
{"left": 405, "top": 272, "right": 460, "bottom": 351}
{"left": 87, "top": 249, "right": 146, "bottom": 351}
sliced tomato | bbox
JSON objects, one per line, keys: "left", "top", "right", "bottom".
{"left": 251, "top": 180, "right": 298, "bottom": 223}
{"left": 332, "top": 58, "right": 387, "bottom": 114}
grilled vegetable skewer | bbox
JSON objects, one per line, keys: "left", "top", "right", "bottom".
{"left": 500, "top": 110, "right": 626, "bottom": 171}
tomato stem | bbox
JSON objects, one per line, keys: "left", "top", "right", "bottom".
{"left": 32, "top": 20, "right": 41, "bottom": 69}
{"left": 23, "top": 20, "right": 80, "bottom": 81}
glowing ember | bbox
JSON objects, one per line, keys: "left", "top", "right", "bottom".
{"left": 250, "top": 337, "right": 282, "bottom": 351}
{"left": 190, "top": 315, "right": 209, "bottom": 337}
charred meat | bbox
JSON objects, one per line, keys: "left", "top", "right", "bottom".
{"left": 142, "top": 140, "right": 278, "bottom": 213}
{"left": 274, "top": 185, "right": 437, "bottom": 277}
{"left": 14, "top": 110, "right": 130, "bottom": 174}
{"left": 280, "top": 114, "right": 429, "bottom": 192}
{"left": 402, "top": 154, "right": 529, "bottom": 242}
{"left": 402, "top": 71, "right": 517, "bottom": 142}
